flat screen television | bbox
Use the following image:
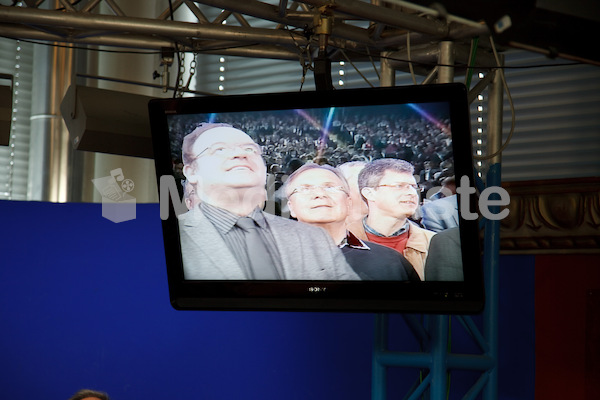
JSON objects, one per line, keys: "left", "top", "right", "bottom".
{"left": 148, "top": 83, "right": 484, "bottom": 313}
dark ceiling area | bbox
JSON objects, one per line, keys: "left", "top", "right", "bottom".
{"left": 411, "top": 0, "right": 600, "bottom": 65}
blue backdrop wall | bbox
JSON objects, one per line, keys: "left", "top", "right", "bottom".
{"left": 0, "top": 200, "right": 535, "bottom": 400}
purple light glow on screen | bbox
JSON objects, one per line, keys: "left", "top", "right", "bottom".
{"left": 295, "top": 107, "right": 336, "bottom": 158}
{"left": 407, "top": 103, "right": 451, "bottom": 134}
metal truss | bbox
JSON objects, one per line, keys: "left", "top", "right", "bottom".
{"left": 0, "top": 0, "right": 491, "bottom": 67}
{"left": 371, "top": 47, "right": 504, "bottom": 399}
{"left": 1, "top": 2, "right": 503, "bottom": 399}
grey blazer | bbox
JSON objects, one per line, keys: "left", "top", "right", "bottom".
{"left": 178, "top": 208, "right": 360, "bottom": 280}
{"left": 421, "top": 194, "right": 459, "bottom": 233}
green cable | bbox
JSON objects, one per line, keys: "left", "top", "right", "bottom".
{"left": 465, "top": 37, "right": 480, "bottom": 89}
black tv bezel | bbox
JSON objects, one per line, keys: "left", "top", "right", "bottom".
{"left": 148, "top": 83, "right": 484, "bottom": 314}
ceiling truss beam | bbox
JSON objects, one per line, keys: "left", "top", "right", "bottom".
{"left": 0, "top": 0, "right": 491, "bottom": 70}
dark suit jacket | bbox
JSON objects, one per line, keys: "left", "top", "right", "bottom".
{"left": 347, "top": 219, "right": 435, "bottom": 281}
{"left": 424, "top": 227, "right": 464, "bottom": 281}
{"left": 341, "top": 237, "right": 420, "bottom": 281}
{"left": 178, "top": 207, "right": 359, "bottom": 280}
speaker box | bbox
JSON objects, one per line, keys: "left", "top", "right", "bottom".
{"left": 0, "top": 85, "right": 12, "bottom": 146}
{"left": 60, "top": 84, "right": 157, "bottom": 158}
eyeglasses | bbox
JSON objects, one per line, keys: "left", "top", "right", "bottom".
{"left": 376, "top": 183, "right": 419, "bottom": 191}
{"left": 194, "top": 142, "right": 262, "bottom": 160}
{"left": 289, "top": 185, "right": 348, "bottom": 197}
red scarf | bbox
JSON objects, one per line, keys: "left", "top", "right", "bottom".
{"left": 365, "top": 231, "right": 409, "bottom": 254}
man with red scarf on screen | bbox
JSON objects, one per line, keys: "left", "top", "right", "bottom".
{"left": 347, "top": 158, "right": 436, "bottom": 280}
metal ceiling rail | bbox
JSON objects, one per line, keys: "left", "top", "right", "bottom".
{"left": 195, "top": 0, "right": 376, "bottom": 47}
{"left": 0, "top": 0, "right": 489, "bottom": 62}
{"left": 0, "top": 22, "right": 301, "bottom": 59}
{"left": 0, "top": 5, "right": 308, "bottom": 46}
{"left": 298, "top": 0, "right": 449, "bottom": 36}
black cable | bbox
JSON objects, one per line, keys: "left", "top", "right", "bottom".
{"left": 0, "top": 34, "right": 283, "bottom": 59}
{"left": 0, "top": 34, "right": 585, "bottom": 71}
{"left": 376, "top": 51, "right": 585, "bottom": 70}
{"left": 167, "top": 0, "right": 183, "bottom": 99}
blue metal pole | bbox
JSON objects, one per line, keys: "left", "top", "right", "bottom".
{"left": 376, "top": 351, "right": 431, "bottom": 368}
{"left": 406, "top": 373, "right": 433, "bottom": 400}
{"left": 430, "top": 314, "right": 449, "bottom": 399}
{"left": 403, "top": 314, "right": 431, "bottom": 349}
{"left": 483, "top": 162, "right": 501, "bottom": 400}
{"left": 457, "top": 315, "right": 490, "bottom": 353}
{"left": 372, "top": 313, "right": 388, "bottom": 400}
{"left": 481, "top": 56, "right": 504, "bottom": 400}
{"left": 464, "top": 371, "right": 491, "bottom": 400}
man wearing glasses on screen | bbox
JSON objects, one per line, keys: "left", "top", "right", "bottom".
{"left": 347, "top": 158, "right": 436, "bottom": 280}
{"left": 285, "top": 163, "right": 419, "bottom": 281}
{"left": 179, "top": 123, "right": 358, "bottom": 281}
